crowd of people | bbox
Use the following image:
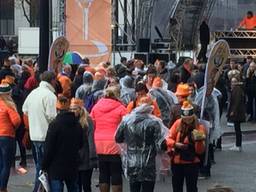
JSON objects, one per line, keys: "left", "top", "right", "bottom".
{"left": 0, "top": 53, "right": 251, "bottom": 192}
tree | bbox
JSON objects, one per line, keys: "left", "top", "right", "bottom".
{"left": 19, "top": 0, "right": 39, "bottom": 27}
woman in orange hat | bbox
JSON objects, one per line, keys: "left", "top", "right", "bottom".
{"left": 166, "top": 101, "right": 206, "bottom": 192}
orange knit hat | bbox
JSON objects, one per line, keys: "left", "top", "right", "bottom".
{"left": 70, "top": 98, "right": 84, "bottom": 108}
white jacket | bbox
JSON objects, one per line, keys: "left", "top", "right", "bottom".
{"left": 22, "top": 81, "right": 57, "bottom": 141}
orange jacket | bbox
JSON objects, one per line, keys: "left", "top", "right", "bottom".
{"left": 0, "top": 100, "right": 21, "bottom": 137}
{"left": 166, "top": 119, "right": 205, "bottom": 164}
{"left": 126, "top": 98, "right": 161, "bottom": 118}
{"left": 57, "top": 74, "right": 72, "bottom": 98}
{"left": 239, "top": 16, "right": 256, "bottom": 30}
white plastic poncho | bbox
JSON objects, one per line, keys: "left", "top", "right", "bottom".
{"left": 195, "top": 87, "right": 222, "bottom": 143}
{"left": 115, "top": 104, "right": 169, "bottom": 182}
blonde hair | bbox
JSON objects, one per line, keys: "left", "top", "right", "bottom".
{"left": 79, "top": 107, "right": 89, "bottom": 129}
{"left": 0, "top": 94, "right": 17, "bottom": 111}
{"left": 104, "top": 85, "right": 120, "bottom": 100}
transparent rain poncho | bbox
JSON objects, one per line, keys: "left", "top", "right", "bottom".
{"left": 115, "top": 104, "right": 169, "bottom": 182}
{"left": 149, "top": 87, "right": 175, "bottom": 127}
{"left": 194, "top": 87, "right": 222, "bottom": 143}
{"left": 119, "top": 76, "right": 136, "bottom": 106}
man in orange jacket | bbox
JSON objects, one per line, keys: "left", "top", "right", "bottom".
{"left": 238, "top": 11, "right": 256, "bottom": 30}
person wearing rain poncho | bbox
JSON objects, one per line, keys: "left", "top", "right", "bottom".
{"left": 119, "top": 75, "right": 136, "bottom": 106}
{"left": 194, "top": 86, "right": 222, "bottom": 179}
{"left": 148, "top": 77, "right": 176, "bottom": 127}
{"left": 115, "top": 96, "right": 168, "bottom": 192}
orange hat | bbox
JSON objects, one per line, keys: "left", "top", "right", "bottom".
{"left": 175, "top": 83, "right": 190, "bottom": 97}
{"left": 56, "top": 95, "right": 70, "bottom": 110}
{"left": 137, "top": 96, "right": 153, "bottom": 106}
{"left": 152, "top": 77, "right": 163, "bottom": 88}
{"left": 70, "top": 98, "right": 84, "bottom": 108}
{"left": 181, "top": 101, "right": 194, "bottom": 117}
{"left": 1, "top": 75, "right": 15, "bottom": 85}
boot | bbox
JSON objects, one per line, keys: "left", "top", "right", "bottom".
{"left": 112, "top": 185, "right": 122, "bottom": 192}
{"left": 99, "top": 183, "right": 110, "bottom": 192}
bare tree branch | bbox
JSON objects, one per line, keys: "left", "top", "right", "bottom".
{"left": 24, "top": 0, "right": 31, "bottom": 6}
{"left": 21, "top": 0, "right": 31, "bottom": 25}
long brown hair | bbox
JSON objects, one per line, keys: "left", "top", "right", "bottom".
{"left": 178, "top": 115, "right": 198, "bottom": 142}
{"left": 0, "top": 94, "right": 17, "bottom": 111}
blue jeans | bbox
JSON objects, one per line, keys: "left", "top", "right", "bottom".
{"left": 50, "top": 179, "right": 79, "bottom": 192}
{"left": 0, "top": 137, "right": 15, "bottom": 190}
{"left": 32, "top": 141, "right": 45, "bottom": 192}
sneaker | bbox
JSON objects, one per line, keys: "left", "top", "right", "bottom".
{"left": 229, "top": 146, "right": 242, "bottom": 152}
{"left": 198, "top": 172, "right": 210, "bottom": 180}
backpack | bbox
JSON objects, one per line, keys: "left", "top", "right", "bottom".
{"left": 83, "top": 91, "right": 95, "bottom": 113}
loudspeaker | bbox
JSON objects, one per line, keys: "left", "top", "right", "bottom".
{"left": 137, "top": 38, "right": 150, "bottom": 52}
{"left": 148, "top": 53, "right": 169, "bottom": 64}
{"left": 134, "top": 52, "right": 148, "bottom": 64}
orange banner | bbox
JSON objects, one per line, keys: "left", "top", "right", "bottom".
{"left": 66, "top": 0, "right": 112, "bottom": 65}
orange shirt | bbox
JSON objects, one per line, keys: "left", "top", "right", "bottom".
{"left": 0, "top": 100, "right": 21, "bottom": 137}
{"left": 166, "top": 119, "right": 206, "bottom": 164}
{"left": 127, "top": 99, "right": 161, "bottom": 118}
{"left": 239, "top": 16, "right": 256, "bottom": 30}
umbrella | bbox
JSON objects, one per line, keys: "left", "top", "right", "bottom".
{"left": 63, "top": 51, "right": 83, "bottom": 65}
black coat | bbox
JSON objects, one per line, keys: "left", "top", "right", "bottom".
{"left": 245, "top": 73, "right": 256, "bottom": 96}
{"left": 200, "top": 21, "right": 210, "bottom": 44}
{"left": 42, "top": 111, "right": 84, "bottom": 180}
{"left": 227, "top": 84, "right": 246, "bottom": 122}
{"left": 79, "top": 117, "right": 97, "bottom": 171}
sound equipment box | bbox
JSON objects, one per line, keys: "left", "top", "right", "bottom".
{"left": 137, "top": 38, "right": 150, "bottom": 52}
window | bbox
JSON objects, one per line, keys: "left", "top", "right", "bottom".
{"left": 0, "top": 0, "right": 14, "bottom": 35}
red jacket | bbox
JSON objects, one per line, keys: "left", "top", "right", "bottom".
{"left": 0, "top": 100, "right": 21, "bottom": 138}
{"left": 166, "top": 119, "right": 205, "bottom": 164}
{"left": 90, "top": 98, "right": 127, "bottom": 155}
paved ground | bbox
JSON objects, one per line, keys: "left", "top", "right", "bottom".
{"left": 8, "top": 131, "right": 256, "bottom": 192}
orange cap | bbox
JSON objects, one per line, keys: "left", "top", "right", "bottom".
{"left": 175, "top": 83, "right": 190, "bottom": 97}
